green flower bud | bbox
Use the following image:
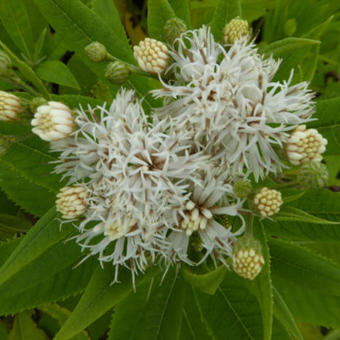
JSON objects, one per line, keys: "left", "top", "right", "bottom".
{"left": 29, "top": 97, "right": 48, "bottom": 113}
{"left": 0, "top": 50, "right": 12, "bottom": 76}
{"left": 223, "top": 18, "right": 250, "bottom": 44}
{"left": 232, "top": 236, "right": 264, "bottom": 280}
{"left": 85, "top": 41, "right": 108, "bottom": 62}
{"left": 164, "top": 17, "right": 187, "bottom": 44}
{"left": 233, "top": 178, "right": 252, "bottom": 198}
{"left": 105, "top": 61, "right": 131, "bottom": 85}
{"left": 296, "top": 161, "right": 329, "bottom": 189}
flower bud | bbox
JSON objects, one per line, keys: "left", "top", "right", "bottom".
{"left": 133, "top": 38, "right": 169, "bottom": 74}
{"left": 29, "top": 97, "right": 48, "bottom": 113}
{"left": 31, "top": 101, "right": 75, "bottom": 141}
{"left": 85, "top": 41, "right": 108, "bottom": 62}
{"left": 254, "top": 187, "right": 283, "bottom": 217}
{"left": 56, "top": 185, "right": 88, "bottom": 219}
{"left": 0, "top": 50, "right": 12, "bottom": 76}
{"left": 0, "top": 91, "right": 22, "bottom": 121}
{"left": 233, "top": 236, "right": 264, "bottom": 280}
{"left": 233, "top": 178, "right": 252, "bottom": 198}
{"left": 105, "top": 61, "right": 131, "bottom": 85}
{"left": 163, "top": 17, "right": 187, "bottom": 45}
{"left": 223, "top": 18, "right": 250, "bottom": 44}
{"left": 296, "top": 161, "right": 328, "bottom": 189}
{"left": 286, "top": 125, "right": 327, "bottom": 165}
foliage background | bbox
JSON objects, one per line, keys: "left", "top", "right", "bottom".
{"left": 0, "top": 0, "right": 339, "bottom": 339}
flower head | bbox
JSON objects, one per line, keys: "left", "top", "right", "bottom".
{"left": 31, "top": 101, "right": 75, "bottom": 141}
{"left": 223, "top": 18, "right": 250, "bottom": 44}
{"left": 0, "top": 91, "right": 22, "bottom": 121}
{"left": 254, "top": 187, "right": 282, "bottom": 217}
{"left": 153, "top": 26, "right": 315, "bottom": 180}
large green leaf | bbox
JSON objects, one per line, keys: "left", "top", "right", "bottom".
{"left": 194, "top": 272, "right": 263, "bottom": 339}
{"left": 0, "top": 159, "right": 55, "bottom": 216}
{"left": 0, "top": 0, "right": 34, "bottom": 59}
{"left": 273, "top": 286, "right": 303, "bottom": 340}
{"left": 109, "top": 268, "right": 185, "bottom": 340}
{"left": 2, "top": 136, "right": 63, "bottom": 193}
{"left": 54, "top": 265, "right": 146, "bottom": 340}
{"left": 9, "top": 312, "right": 49, "bottom": 340}
{"left": 210, "top": 0, "right": 242, "bottom": 41}
{"left": 0, "top": 208, "right": 72, "bottom": 287}
{"left": 148, "top": 0, "right": 176, "bottom": 41}
{"left": 269, "top": 239, "right": 340, "bottom": 296}
{"left": 0, "top": 121, "right": 31, "bottom": 136}
{"left": 169, "top": 0, "right": 192, "bottom": 27}
{"left": 36, "top": 60, "right": 80, "bottom": 89}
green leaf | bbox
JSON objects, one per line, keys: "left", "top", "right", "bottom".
{"left": 210, "top": 0, "right": 242, "bottom": 41}
{"left": 0, "top": 259, "right": 95, "bottom": 316}
{"left": 252, "top": 219, "right": 273, "bottom": 340}
{"left": 2, "top": 136, "right": 63, "bottom": 193}
{"left": 39, "top": 304, "right": 90, "bottom": 340}
{"left": 50, "top": 94, "right": 104, "bottom": 109}
{"left": 0, "top": 0, "right": 34, "bottom": 59}
{"left": 273, "top": 286, "right": 303, "bottom": 340}
{"left": 181, "top": 286, "right": 211, "bottom": 340}
{"left": 0, "top": 214, "right": 31, "bottom": 234}
{"left": 0, "top": 322, "right": 8, "bottom": 340}
{"left": 309, "top": 97, "right": 340, "bottom": 156}
{"left": 54, "top": 265, "right": 143, "bottom": 340}
{"left": 109, "top": 268, "right": 185, "bottom": 340}
{"left": 262, "top": 38, "right": 320, "bottom": 57}
{"left": 0, "top": 41, "right": 49, "bottom": 98}
{"left": 0, "top": 121, "right": 31, "bottom": 136}
{"left": 269, "top": 238, "right": 340, "bottom": 297}
{"left": 9, "top": 312, "right": 49, "bottom": 340}
{"left": 92, "top": 0, "right": 129, "bottom": 44}
{"left": 168, "top": 0, "right": 192, "bottom": 27}
{"left": 0, "top": 208, "right": 72, "bottom": 287}
{"left": 194, "top": 272, "right": 264, "bottom": 339}
{"left": 32, "top": 0, "right": 134, "bottom": 63}
{"left": 148, "top": 0, "right": 176, "bottom": 41}
{"left": 36, "top": 60, "right": 80, "bottom": 89}
{"left": 273, "top": 206, "right": 339, "bottom": 224}
{"left": 182, "top": 265, "right": 226, "bottom": 295}
{"left": 0, "top": 159, "right": 55, "bottom": 216}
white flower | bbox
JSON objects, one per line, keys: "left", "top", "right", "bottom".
{"left": 31, "top": 101, "right": 74, "bottom": 141}
{"left": 165, "top": 169, "right": 245, "bottom": 266}
{"left": 0, "top": 91, "right": 22, "bottom": 121}
{"left": 56, "top": 185, "right": 88, "bottom": 219}
{"left": 133, "top": 38, "right": 169, "bottom": 74}
{"left": 153, "top": 26, "right": 315, "bottom": 180}
{"left": 286, "top": 125, "right": 327, "bottom": 165}
{"left": 52, "top": 89, "right": 209, "bottom": 277}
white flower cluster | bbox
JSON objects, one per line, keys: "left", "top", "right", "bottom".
{"left": 36, "top": 25, "right": 327, "bottom": 280}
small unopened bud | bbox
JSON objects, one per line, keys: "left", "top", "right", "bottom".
{"left": 105, "top": 61, "right": 131, "bottom": 85}
{"left": 164, "top": 17, "right": 187, "bottom": 44}
{"left": 29, "top": 97, "right": 48, "bottom": 113}
{"left": 254, "top": 187, "right": 283, "bottom": 217}
{"left": 223, "top": 18, "right": 250, "bottom": 44}
{"left": 133, "top": 38, "right": 169, "bottom": 74}
{"left": 233, "top": 236, "right": 264, "bottom": 280}
{"left": 0, "top": 50, "right": 12, "bottom": 76}
{"left": 85, "top": 41, "right": 108, "bottom": 62}
{"left": 233, "top": 178, "right": 252, "bottom": 198}
{"left": 0, "top": 91, "right": 22, "bottom": 121}
{"left": 31, "top": 101, "right": 75, "bottom": 141}
{"left": 296, "top": 161, "right": 328, "bottom": 189}
{"left": 286, "top": 125, "right": 327, "bottom": 165}
{"left": 56, "top": 185, "right": 88, "bottom": 219}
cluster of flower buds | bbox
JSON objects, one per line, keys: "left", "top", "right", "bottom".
{"left": 254, "top": 187, "right": 283, "bottom": 217}
{"left": 56, "top": 185, "right": 88, "bottom": 219}
{"left": 223, "top": 18, "right": 250, "bottom": 44}
{"left": 286, "top": 125, "right": 327, "bottom": 165}
{"left": 105, "top": 61, "right": 131, "bottom": 85}
{"left": 0, "top": 91, "right": 22, "bottom": 121}
{"left": 85, "top": 41, "right": 108, "bottom": 63}
{"left": 164, "top": 17, "right": 187, "bottom": 44}
{"left": 133, "top": 38, "right": 169, "bottom": 74}
{"left": 233, "top": 178, "right": 253, "bottom": 198}
{"left": 232, "top": 236, "right": 264, "bottom": 280}
{"left": 31, "top": 101, "right": 74, "bottom": 141}
{"left": 296, "top": 161, "right": 329, "bottom": 189}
